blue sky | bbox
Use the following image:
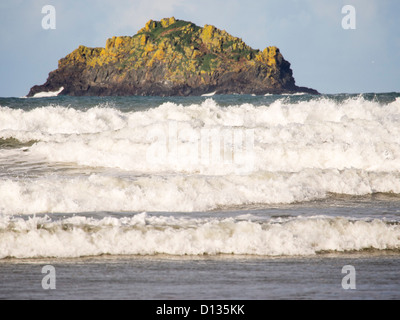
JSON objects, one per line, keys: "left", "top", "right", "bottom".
{"left": 1, "top": 0, "right": 399, "bottom": 97}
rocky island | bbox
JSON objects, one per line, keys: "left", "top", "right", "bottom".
{"left": 28, "top": 17, "right": 319, "bottom": 97}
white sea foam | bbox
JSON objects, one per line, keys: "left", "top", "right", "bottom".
{"left": 201, "top": 91, "right": 217, "bottom": 97}
{"left": 0, "top": 169, "right": 400, "bottom": 215}
{"left": 32, "top": 87, "right": 64, "bottom": 98}
{"left": 281, "top": 92, "right": 307, "bottom": 96}
{"left": 0, "top": 96, "right": 400, "bottom": 214}
{"left": 1, "top": 97, "right": 399, "bottom": 173}
{"left": 0, "top": 214, "right": 399, "bottom": 259}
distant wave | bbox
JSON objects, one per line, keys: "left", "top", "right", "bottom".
{"left": 281, "top": 92, "right": 307, "bottom": 96}
{"left": 201, "top": 91, "right": 217, "bottom": 97}
{"left": 32, "top": 87, "right": 64, "bottom": 98}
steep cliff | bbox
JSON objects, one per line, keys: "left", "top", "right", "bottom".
{"left": 28, "top": 17, "right": 319, "bottom": 97}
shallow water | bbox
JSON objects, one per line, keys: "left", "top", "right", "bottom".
{"left": 1, "top": 252, "right": 399, "bottom": 300}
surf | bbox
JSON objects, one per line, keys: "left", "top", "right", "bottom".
{"left": 0, "top": 213, "right": 399, "bottom": 259}
{"left": 0, "top": 94, "right": 400, "bottom": 214}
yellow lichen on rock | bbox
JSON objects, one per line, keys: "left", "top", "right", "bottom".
{"left": 256, "top": 46, "right": 281, "bottom": 66}
{"left": 138, "top": 19, "right": 158, "bottom": 33}
{"left": 200, "top": 25, "right": 251, "bottom": 54}
{"left": 200, "top": 25, "right": 221, "bottom": 51}
{"left": 184, "top": 46, "right": 194, "bottom": 59}
{"left": 59, "top": 45, "right": 103, "bottom": 68}
{"left": 106, "top": 37, "right": 116, "bottom": 50}
{"left": 201, "top": 25, "right": 215, "bottom": 41}
{"left": 114, "top": 36, "right": 126, "bottom": 48}
{"left": 153, "top": 47, "right": 165, "bottom": 61}
{"left": 161, "top": 17, "right": 176, "bottom": 28}
{"left": 140, "top": 34, "right": 148, "bottom": 46}
{"left": 144, "top": 42, "right": 156, "bottom": 54}
{"left": 192, "top": 49, "right": 201, "bottom": 59}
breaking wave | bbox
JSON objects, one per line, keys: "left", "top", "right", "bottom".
{"left": 0, "top": 95, "right": 400, "bottom": 214}
{"left": 1, "top": 213, "right": 399, "bottom": 259}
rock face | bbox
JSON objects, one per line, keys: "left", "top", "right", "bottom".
{"left": 28, "top": 17, "right": 319, "bottom": 97}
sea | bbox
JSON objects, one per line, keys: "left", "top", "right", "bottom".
{"left": 0, "top": 92, "right": 399, "bottom": 300}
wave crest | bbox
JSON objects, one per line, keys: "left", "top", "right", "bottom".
{"left": 1, "top": 214, "right": 399, "bottom": 259}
